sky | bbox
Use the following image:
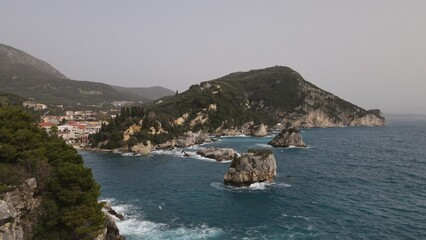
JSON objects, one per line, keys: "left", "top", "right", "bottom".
{"left": 1, "top": 1, "right": 426, "bottom": 114}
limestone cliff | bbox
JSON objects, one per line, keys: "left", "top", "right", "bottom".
{"left": 0, "top": 178, "right": 41, "bottom": 240}
{"left": 91, "top": 66, "right": 386, "bottom": 150}
{"left": 149, "top": 66, "right": 385, "bottom": 134}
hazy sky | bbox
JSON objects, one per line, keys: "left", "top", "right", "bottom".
{"left": 1, "top": 1, "right": 426, "bottom": 114}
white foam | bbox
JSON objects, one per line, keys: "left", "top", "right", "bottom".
{"left": 221, "top": 134, "right": 250, "bottom": 138}
{"left": 274, "top": 183, "right": 292, "bottom": 188}
{"left": 211, "top": 181, "right": 291, "bottom": 192}
{"left": 118, "top": 217, "right": 222, "bottom": 240}
{"left": 249, "top": 182, "right": 267, "bottom": 190}
{"left": 255, "top": 143, "right": 273, "bottom": 148}
{"left": 121, "top": 152, "right": 141, "bottom": 157}
{"left": 100, "top": 197, "right": 116, "bottom": 203}
{"left": 153, "top": 149, "right": 234, "bottom": 163}
{"left": 292, "top": 215, "right": 315, "bottom": 221}
{"left": 152, "top": 149, "right": 186, "bottom": 158}
{"left": 285, "top": 145, "right": 310, "bottom": 149}
{"left": 111, "top": 203, "right": 132, "bottom": 215}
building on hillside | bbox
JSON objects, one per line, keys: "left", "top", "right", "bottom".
{"left": 42, "top": 115, "right": 61, "bottom": 125}
{"left": 23, "top": 101, "right": 47, "bottom": 110}
{"left": 112, "top": 101, "right": 134, "bottom": 107}
{"left": 38, "top": 122, "right": 56, "bottom": 134}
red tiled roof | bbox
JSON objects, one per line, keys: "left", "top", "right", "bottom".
{"left": 39, "top": 122, "right": 56, "bottom": 127}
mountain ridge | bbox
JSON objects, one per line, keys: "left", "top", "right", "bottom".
{"left": 0, "top": 44, "right": 173, "bottom": 107}
{"left": 112, "top": 85, "right": 175, "bottom": 101}
{"left": 151, "top": 66, "right": 385, "bottom": 130}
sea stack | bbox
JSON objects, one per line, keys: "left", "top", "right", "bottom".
{"left": 197, "top": 147, "right": 238, "bottom": 162}
{"left": 269, "top": 127, "right": 306, "bottom": 148}
{"left": 224, "top": 149, "right": 277, "bottom": 187}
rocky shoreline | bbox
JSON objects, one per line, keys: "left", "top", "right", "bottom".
{"left": 95, "top": 201, "right": 125, "bottom": 240}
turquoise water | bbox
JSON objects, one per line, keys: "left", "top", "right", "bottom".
{"left": 82, "top": 119, "right": 426, "bottom": 239}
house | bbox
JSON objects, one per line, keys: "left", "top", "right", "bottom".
{"left": 42, "top": 115, "right": 61, "bottom": 125}
{"left": 112, "top": 101, "right": 133, "bottom": 107}
{"left": 38, "top": 122, "right": 56, "bottom": 133}
{"left": 23, "top": 101, "right": 47, "bottom": 110}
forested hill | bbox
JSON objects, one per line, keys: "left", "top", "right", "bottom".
{"left": 90, "top": 66, "right": 385, "bottom": 150}
{"left": 0, "top": 43, "right": 147, "bottom": 106}
{"left": 152, "top": 66, "right": 385, "bottom": 129}
{"left": 0, "top": 106, "right": 105, "bottom": 239}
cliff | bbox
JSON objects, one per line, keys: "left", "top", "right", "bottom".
{"left": 151, "top": 66, "right": 385, "bottom": 131}
{"left": 0, "top": 178, "right": 41, "bottom": 240}
{"left": 90, "top": 66, "right": 385, "bottom": 149}
{"left": 0, "top": 106, "right": 115, "bottom": 239}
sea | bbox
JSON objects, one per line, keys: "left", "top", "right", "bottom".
{"left": 81, "top": 117, "right": 426, "bottom": 240}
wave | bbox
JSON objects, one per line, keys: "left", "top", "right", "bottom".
{"left": 153, "top": 149, "right": 234, "bottom": 163}
{"left": 210, "top": 181, "right": 291, "bottom": 192}
{"left": 118, "top": 219, "right": 222, "bottom": 240}
{"left": 280, "top": 213, "right": 315, "bottom": 222}
{"left": 254, "top": 143, "right": 273, "bottom": 148}
{"left": 121, "top": 152, "right": 141, "bottom": 157}
{"left": 105, "top": 199, "right": 223, "bottom": 240}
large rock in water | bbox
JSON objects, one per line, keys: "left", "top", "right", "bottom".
{"left": 224, "top": 150, "right": 277, "bottom": 187}
{"left": 250, "top": 123, "right": 268, "bottom": 137}
{"left": 269, "top": 128, "right": 306, "bottom": 148}
{"left": 197, "top": 148, "right": 238, "bottom": 161}
{"left": 130, "top": 141, "right": 152, "bottom": 155}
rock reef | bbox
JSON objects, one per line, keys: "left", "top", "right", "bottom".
{"left": 269, "top": 128, "right": 306, "bottom": 148}
{"left": 224, "top": 150, "right": 277, "bottom": 187}
{"left": 197, "top": 148, "right": 238, "bottom": 161}
{"left": 95, "top": 202, "right": 125, "bottom": 240}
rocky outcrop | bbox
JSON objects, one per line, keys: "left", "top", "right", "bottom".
{"left": 94, "top": 202, "right": 125, "bottom": 240}
{"left": 123, "top": 124, "right": 141, "bottom": 142}
{"left": 130, "top": 141, "right": 152, "bottom": 155}
{"left": 0, "top": 178, "right": 41, "bottom": 240}
{"left": 156, "top": 139, "right": 176, "bottom": 150}
{"left": 250, "top": 124, "right": 268, "bottom": 137}
{"left": 176, "top": 131, "right": 211, "bottom": 148}
{"left": 269, "top": 128, "right": 306, "bottom": 148}
{"left": 281, "top": 108, "right": 385, "bottom": 128}
{"left": 197, "top": 148, "right": 238, "bottom": 161}
{"left": 224, "top": 150, "right": 277, "bottom": 187}
{"left": 349, "top": 112, "right": 385, "bottom": 126}
{"left": 176, "top": 132, "right": 197, "bottom": 148}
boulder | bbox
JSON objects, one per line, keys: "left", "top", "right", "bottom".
{"left": 130, "top": 141, "right": 152, "bottom": 155}
{"left": 268, "top": 128, "right": 306, "bottom": 148}
{"left": 197, "top": 148, "right": 238, "bottom": 161}
{"left": 250, "top": 123, "right": 268, "bottom": 137}
{"left": 224, "top": 150, "right": 277, "bottom": 187}
{"left": 176, "top": 131, "right": 196, "bottom": 148}
{"left": 176, "top": 131, "right": 211, "bottom": 148}
{"left": 195, "top": 132, "right": 211, "bottom": 144}
{"left": 157, "top": 140, "right": 176, "bottom": 150}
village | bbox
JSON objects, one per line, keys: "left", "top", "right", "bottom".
{"left": 24, "top": 100, "right": 113, "bottom": 148}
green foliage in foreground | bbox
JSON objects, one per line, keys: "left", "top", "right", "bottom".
{"left": 0, "top": 106, "right": 104, "bottom": 240}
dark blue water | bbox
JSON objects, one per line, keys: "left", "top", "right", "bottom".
{"left": 82, "top": 119, "right": 426, "bottom": 239}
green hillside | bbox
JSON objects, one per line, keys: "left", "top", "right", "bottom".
{"left": 91, "top": 66, "right": 385, "bottom": 149}
{"left": 0, "top": 106, "right": 104, "bottom": 239}
{"left": 0, "top": 43, "right": 145, "bottom": 106}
